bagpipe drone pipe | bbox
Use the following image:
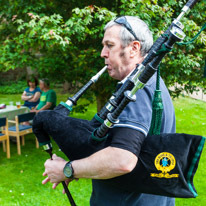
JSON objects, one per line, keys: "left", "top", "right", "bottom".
{"left": 33, "top": 0, "right": 205, "bottom": 199}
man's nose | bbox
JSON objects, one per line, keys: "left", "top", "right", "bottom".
{"left": 101, "top": 46, "right": 109, "bottom": 58}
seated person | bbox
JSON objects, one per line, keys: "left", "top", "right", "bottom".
{"left": 21, "top": 76, "right": 41, "bottom": 109}
{"left": 31, "top": 78, "right": 56, "bottom": 113}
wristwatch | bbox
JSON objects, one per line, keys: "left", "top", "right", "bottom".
{"left": 63, "top": 161, "right": 74, "bottom": 179}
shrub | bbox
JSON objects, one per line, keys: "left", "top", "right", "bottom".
{"left": 0, "top": 81, "right": 27, "bottom": 94}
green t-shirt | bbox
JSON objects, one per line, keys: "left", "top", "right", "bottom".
{"left": 37, "top": 89, "right": 56, "bottom": 110}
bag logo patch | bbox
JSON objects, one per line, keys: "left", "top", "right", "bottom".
{"left": 150, "top": 152, "right": 179, "bottom": 178}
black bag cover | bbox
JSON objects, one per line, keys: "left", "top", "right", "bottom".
{"left": 100, "top": 133, "right": 205, "bottom": 198}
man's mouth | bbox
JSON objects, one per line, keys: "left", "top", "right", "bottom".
{"left": 106, "top": 64, "right": 112, "bottom": 70}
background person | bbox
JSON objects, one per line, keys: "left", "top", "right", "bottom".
{"left": 21, "top": 76, "right": 41, "bottom": 109}
{"left": 42, "top": 16, "right": 175, "bottom": 206}
{"left": 31, "top": 78, "right": 56, "bottom": 113}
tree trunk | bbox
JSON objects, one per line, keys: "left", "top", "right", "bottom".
{"left": 26, "top": 66, "right": 38, "bottom": 77}
{"left": 96, "top": 93, "right": 109, "bottom": 112}
{"left": 116, "top": 0, "right": 121, "bottom": 15}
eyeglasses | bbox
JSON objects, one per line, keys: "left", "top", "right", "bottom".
{"left": 114, "top": 16, "right": 139, "bottom": 41}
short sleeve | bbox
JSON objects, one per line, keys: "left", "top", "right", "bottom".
{"left": 24, "top": 87, "right": 29, "bottom": 92}
{"left": 47, "top": 90, "right": 56, "bottom": 103}
{"left": 108, "top": 127, "right": 145, "bottom": 157}
{"left": 113, "top": 86, "right": 154, "bottom": 136}
{"left": 36, "top": 87, "right": 41, "bottom": 93}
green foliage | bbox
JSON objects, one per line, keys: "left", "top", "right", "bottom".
{"left": 0, "top": 4, "right": 115, "bottom": 72}
{"left": 119, "top": 0, "right": 206, "bottom": 97}
{"left": 0, "top": 0, "right": 205, "bottom": 104}
{"left": 0, "top": 81, "right": 27, "bottom": 94}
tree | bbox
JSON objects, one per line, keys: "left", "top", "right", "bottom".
{"left": 0, "top": 0, "right": 205, "bottom": 110}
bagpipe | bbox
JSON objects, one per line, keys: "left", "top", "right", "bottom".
{"left": 33, "top": 0, "right": 205, "bottom": 202}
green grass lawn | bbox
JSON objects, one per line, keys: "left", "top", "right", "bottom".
{"left": 0, "top": 93, "right": 206, "bottom": 206}
{"left": 174, "top": 97, "right": 206, "bottom": 206}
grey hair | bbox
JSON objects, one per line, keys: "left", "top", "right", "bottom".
{"left": 40, "top": 78, "right": 50, "bottom": 87}
{"left": 104, "top": 16, "right": 153, "bottom": 57}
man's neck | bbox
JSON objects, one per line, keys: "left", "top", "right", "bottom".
{"left": 120, "top": 56, "right": 144, "bottom": 83}
{"left": 120, "top": 66, "right": 137, "bottom": 83}
{"left": 122, "top": 55, "right": 144, "bottom": 80}
{"left": 43, "top": 88, "right": 49, "bottom": 92}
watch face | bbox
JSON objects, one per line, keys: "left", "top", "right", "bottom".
{"left": 64, "top": 162, "right": 73, "bottom": 178}
{"left": 65, "top": 167, "right": 72, "bottom": 177}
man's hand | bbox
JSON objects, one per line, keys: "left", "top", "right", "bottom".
{"left": 42, "top": 154, "right": 68, "bottom": 185}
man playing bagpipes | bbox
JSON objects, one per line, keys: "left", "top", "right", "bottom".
{"left": 42, "top": 16, "right": 176, "bottom": 206}
{"left": 33, "top": 0, "right": 206, "bottom": 205}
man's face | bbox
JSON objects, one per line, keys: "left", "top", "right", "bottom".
{"left": 39, "top": 81, "right": 45, "bottom": 90}
{"left": 101, "top": 26, "right": 132, "bottom": 81}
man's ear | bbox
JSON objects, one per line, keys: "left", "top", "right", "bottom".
{"left": 130, "top": 41, "right": 141, "bottom": 57}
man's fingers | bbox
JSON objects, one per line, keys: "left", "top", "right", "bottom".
{"left": 62, "top": 180, "right": 70, "bottom": 194}
{"left": 52, "top": 154, "right": 57, "bottom": 159}
{"left": 42, "top": 171, "right": 47, "bottom": 176}
{"left": 62, "top": 188, "right": 66, "bottom": 194}
{"left": 43, "top": 155, "right": 67, "bottom": 183}
{"left": 52, "top": 154, "right": 65, "bottom": 161}
{"left": 52, "top": 182, "right": 59, "bottom": 189}
{"left": 62, "top": 181, "right": 68, "bottom": 194}
{"left": 42, "top": 177, "right": 50, "bottom": 185}
{"left": 44, "top": 158, "right": 51, "bottom": 167}
{"left": 65, "top": 179, "right": 70, "bottom": 186}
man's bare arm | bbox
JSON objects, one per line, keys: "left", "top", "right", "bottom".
{"left": 37, "top": 102, "right": 52, "bottom": 111}
{"left": 43, "top": 146, "right": 138, "bottom": 184}
{"left": 73, "top": 146, "right": 137, "bottom": 179}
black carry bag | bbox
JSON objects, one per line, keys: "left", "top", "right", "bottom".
{"left": 100, "top": 133, "right": 205, "bottom": 198}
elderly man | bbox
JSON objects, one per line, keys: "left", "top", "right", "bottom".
{"left": 42, "top": 16, "right": 175, "bottom": 206}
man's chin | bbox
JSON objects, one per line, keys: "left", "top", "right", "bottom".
{"left": 108, "top": 73, "right": 119, "bottom": 80}
{"left": 107, "top": 69, "right": 119, "bottom": 80}
{"left": 108, "top": 71, "right": 114, "bottom": 78}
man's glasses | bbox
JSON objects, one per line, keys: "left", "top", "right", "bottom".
{"left": 114, "top": 16, "right": 139, "bottom": 41}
